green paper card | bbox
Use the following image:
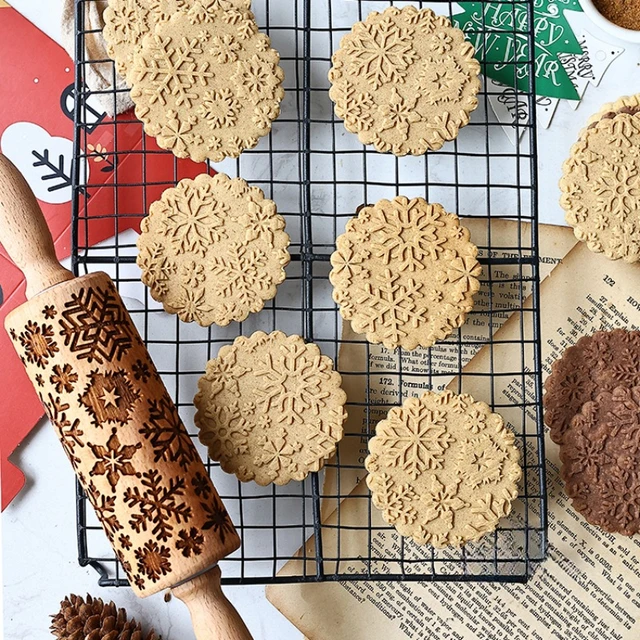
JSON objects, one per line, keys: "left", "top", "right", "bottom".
{"left": 454, "top": 0, "right": 583, "bottom": 100}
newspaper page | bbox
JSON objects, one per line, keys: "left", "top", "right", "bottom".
{"left": 323, "top": 221, "right": 576, "bottom": 512}
{"left": 267, "top": 242, "right": 640, "bottom": 640}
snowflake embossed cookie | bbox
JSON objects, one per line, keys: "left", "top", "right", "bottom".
{"left": 329, "top": 6, "right": 481, "bottom": 155}
{"left": 194, "top": 331, "right": 347, "bottom": 486}
{"left": 137, "top": 173, "right": 290, "bottom": 326}
{"left": 129, "top": 5, "right": 284, "bottom": 162}
{"left": 330, "top": 196, "right": 482, "bottom": 350}
{"left": 366, "top": 390, "right": 521, "bottom": 547}
{"left": 560, "top": 95, "right": 640, "bottom": 262}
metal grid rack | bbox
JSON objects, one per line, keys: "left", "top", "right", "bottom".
{"left": 73, "top": 0, "right": 547, "bottom": 586}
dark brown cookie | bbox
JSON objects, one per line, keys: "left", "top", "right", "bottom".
{"left": 543, "top": 329, "right": 640, "bottom": 444}
{"left": 560, "top": 386, "right": 640, "bottom": 536}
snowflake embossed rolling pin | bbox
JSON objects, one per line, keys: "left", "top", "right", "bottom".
{"left": 0, "top": 155, "right": 253, "bottom": 640}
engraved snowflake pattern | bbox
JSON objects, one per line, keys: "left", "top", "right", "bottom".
{"left": 50, "top": 364, "right": 78, "bottom": 394}
{"left": 45, "top": 394, "right": 84, "bottom": 467}
{"left": 561, "top": 114, "right": 640, "bottom": 262}
{"left": 138, "top": 242, "right": 177, "bottom": 297}
{"left": 255, "top": 342, "right": 333, "bottom": 425}
{"left": 134, "top": 35, "right": 214, "bottom": 108}
{"left": 209, "top": 33, "right": 241, "bottom": 63}
{"left": 89, "top": 431, "right": 142, "bottom": 491}
{"left": 329, "top": 6, "right": 480, "bottom": 155}
{"left": 421, "top": 475, "right": 469, "bottom": 530}
{"left": 58, "top": 284, "right": 135, "bottom": 364}
{"left": 331, "top": 198, "right": 481, "bottom": 350}
{"left": 139, "top": 394, "right": 197, "bottom": 471}
{"left": 369, "top": 197, "right": 447, "bottom": 270}
{"left": 456, "top": 434, "right": 509, "bottom": 489}
{"left": 355, "top": 269, "right": 427, "bottom": 346}
{"left": 135, "top": 541, "right": 172, "bottom": 583}
{"left": 231, "top": 55, "right": 281, "bottom": 103}
{"left": 378, "top": 88, "right": 421, "bottom": 140}
{"left": 378, "top": 404, "right": 454, "bottom": 479}
{"left": 366, "top": 390, "right": 521, "bottom": 547}
{"left": 195, "top": 332, "right": 346, "bottom": 485}
{"left": 124, "top": 470, "right": 192, "bottom": 542}
{"left": 138, "top": 174, "right": 289, "bottom": 327}
{"left": 593, "top": 162, "right": 640, "bottom": 218}
{"left": 18, "top": 321, "right": 59, "bottom": 369}
{"left": 198, "top": 88, "right": 242, "bottom": 129}
{"left": 418, "top": 56, "right": 468, "bottom": 104}
{"left": 344, "top": 16, "right": 418, "bottom": 90}
{"left": 85, "top": 481, "right": 122, "bottom": 542}
{"left": 176, "top": 527, "right": 204, "bottom": 557}
{"left": 371, "top": 473, "right": 418, "bottom": 525}
{"left": 79, "top": 369, "right": 141, "bottom": 428}
{"left": 161, "top": 181, "right": 229, "bottom": 257}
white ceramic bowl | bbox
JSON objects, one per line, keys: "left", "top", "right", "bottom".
{"left": 579, "top": 0, "right": 640, "bottom": 43}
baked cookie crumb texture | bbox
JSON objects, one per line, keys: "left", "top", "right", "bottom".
{"left": 329, "top": 5, "right": 480, "bottom": 155}
{"left": 194, "top": 331, "right": 347, "bottom": 486}
{"left": 137, "top": 173, "right": 290, "bottom": 327}
{"left": 129, "top": 6, "right": 284, "bottom": 162}
{"left": 365, "top": 390, "right": 521, "bottom": 548}
{"left": 330, "top": 196, "right": 481, "bottom": 351}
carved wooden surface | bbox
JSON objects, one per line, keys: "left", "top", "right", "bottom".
{"left": 6, "top": 271, "right": 240, "bottom": 597}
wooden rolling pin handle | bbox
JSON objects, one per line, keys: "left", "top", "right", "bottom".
{"left": 173, "top": 565, "right": 254, "bottom": 640}
{"left": 0, "top": 154, "right": 74, "bottom": 299}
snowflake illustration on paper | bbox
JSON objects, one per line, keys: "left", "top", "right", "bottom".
{"left": 58, "top": 285, "right": 135, "bottom": 364}
{"left": 124, "top": 469, "right": 192, "bottom": 542}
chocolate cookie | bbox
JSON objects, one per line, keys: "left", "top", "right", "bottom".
{"left": 560, "top": 386, "right": 640, "bottom": 536}
{"left": 543, "top": 329, "right": 640, "bottom": 445}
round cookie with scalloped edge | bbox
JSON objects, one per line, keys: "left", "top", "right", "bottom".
{"left": 365, "top": 390, "right": 521, "bottom": 548}
{"left": 136, "top": 173, "right": 290, "bottom": 327}
{"left": 194, "top": 331, "right": 347, "bottom": 486}
{"left": 129, "top": 5, "right": 284, "bottom": 163}
{"left": 560, "top": 94, "right": 640, "bottom": 262}
{"left": 329, "top": 196, "right": 481, "bottom": 351}
{"left": 328, "top": 5, "right": 480, "bottom": 156}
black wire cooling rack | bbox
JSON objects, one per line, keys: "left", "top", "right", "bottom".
{"left": 72, "top": 0, "right": 547, "bottom": 586}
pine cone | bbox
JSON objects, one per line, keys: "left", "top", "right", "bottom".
{"left": 51, "top": 594, "right": 160, "bottom": 640}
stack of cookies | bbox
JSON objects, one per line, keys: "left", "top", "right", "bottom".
{"left": 544, "top": 329, "right": 640, "bottom": 536}
{"left": 103, "top": 0, "right": 285, "bottom": 162}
